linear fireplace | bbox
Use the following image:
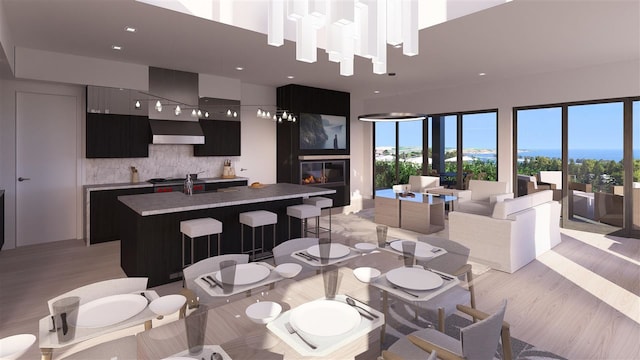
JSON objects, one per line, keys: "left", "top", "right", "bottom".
{"left": 300, "top": 160, "right": 345, "bottom": 185}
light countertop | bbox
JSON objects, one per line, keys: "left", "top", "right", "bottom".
{"left": 118, "top": 183, "right": 335, "bottom": 216}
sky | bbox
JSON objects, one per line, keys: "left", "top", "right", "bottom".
{"left": 375, "top": 101, "right": 639, "bottom": 150}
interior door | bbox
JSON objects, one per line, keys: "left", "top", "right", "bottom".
{"left": 16, "top": 92, "right": 78, "bottom": 247}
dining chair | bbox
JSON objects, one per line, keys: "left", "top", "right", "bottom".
{"left": 414, "top": 236, "right": 476, "bottom": 332}
{"left": 271, "top": 237, "right": 319, "bottom": 265}
{"left": 182, "top": 253, "right": 249, "bottom": 292}
{"left": 384, "top": 300, "right": 511, "bottom": 360}
{"left": 47, "top": 277, "right": 149, "bottom": 315}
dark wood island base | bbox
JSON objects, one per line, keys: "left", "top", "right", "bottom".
{"left": 118, "top": 183, "right": 335, "bottom": 287}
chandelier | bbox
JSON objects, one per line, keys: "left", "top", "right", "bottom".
{"left": 267, "top": 0, "right": 419, "bottom": 76}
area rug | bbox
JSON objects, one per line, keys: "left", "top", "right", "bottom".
{"left": 382, "top": 302, "right": 566, "bottom": 360}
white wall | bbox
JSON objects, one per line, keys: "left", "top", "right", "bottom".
{"left": 0, "top": 1, "right": 15, "bottom": 73}
{"left": 352, "top": 59, "right": 640, "bottom": 196}
{"left": 238, "top": 82, "right": 277, "bottom": 184}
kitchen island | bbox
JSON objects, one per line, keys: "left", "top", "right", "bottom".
{"left": 118, "top": 183, "right": 335, "bottom": 286}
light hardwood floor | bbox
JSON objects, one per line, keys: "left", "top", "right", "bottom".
{"left": 0, "top": 212, "right": 638, "bottom": 359}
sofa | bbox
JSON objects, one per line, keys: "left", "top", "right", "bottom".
{"left": 517, "top": 174, "right": 555, "bottom": 196}
{"left": 454, "top": 179, "right": 513, "bottom": 216}
{"left": 449, "top": 189, "right": 561, "bottom": 273}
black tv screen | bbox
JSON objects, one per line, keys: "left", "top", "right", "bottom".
{"left": 299, "top": 113, "right": 347, "bottom": 150}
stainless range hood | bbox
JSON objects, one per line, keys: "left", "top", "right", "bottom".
{"left": 147, "top": 67, "right": 205, "bottom": 144}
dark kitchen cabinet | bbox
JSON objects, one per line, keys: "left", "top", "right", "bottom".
{"left": 204, "top": 180, "right": 247, "bottom": 192}
{"left": 86, "top": 113, "right": 150, "bottom": 158}
{"left": 194, "top": 119, "right": 241, "bottom": 156}
{"left": 90, "top": 187, "right": 153, "bottom": 244}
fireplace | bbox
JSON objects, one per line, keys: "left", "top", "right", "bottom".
{"left": 300, "top": 160, "right": 345, "bottom": 185}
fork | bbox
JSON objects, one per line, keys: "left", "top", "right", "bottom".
{"left": 284, "top": 322, "right": 317, "bottom": 349}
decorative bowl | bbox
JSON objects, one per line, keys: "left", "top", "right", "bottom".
{"left": 0, "top": 334, "right": 36, "bottom": 360}
{"left": 353, "top": 267, "right": 381, "bottom": 283}
{"left": 274, "top": 263, "right": 303, "bottom": 278}
{"left": 245, "top": 301, "right": 282, "bottom": 324}
{"left": 149, "top": 294, "right": 187, "bottom": 316}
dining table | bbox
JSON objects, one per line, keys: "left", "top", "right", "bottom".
{"left": 136, "top": 239, "right": 462, "bottom": 359}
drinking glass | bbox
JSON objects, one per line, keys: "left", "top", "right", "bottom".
{"left": 376, "top": 225, "right": 388, "bottom": 247}
{"left": 51, "top": 296, "right": 80, "bottom": 343}
{"left": 322, "top": 266, "right": 343, "bottom": 299}
{"left": 318, "top": 237, "right": 332, "bottom": 265}
{"left": 219, "top": 260, "right": 237, "bottom": 294}
{"left": 185, "top": 305, "right": 208, "bottom": 355}
{"left": 402, "top": 241, "right": 416, "bottom": 267}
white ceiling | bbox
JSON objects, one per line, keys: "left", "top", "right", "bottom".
{"left": 1, "top": 0, "right": 639, "bottom": 100}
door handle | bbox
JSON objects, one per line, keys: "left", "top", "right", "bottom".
{"left": 18, "top": 177, "right": 31, "bottom": 182}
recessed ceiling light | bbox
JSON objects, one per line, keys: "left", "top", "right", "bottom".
{"left": 374, "top": 90, "right": 380, "bottom": 94}
{"left": 478, "top": 72, "right": 486, "bottom": 76}
{"left": 235, "top": 66, "right": 244, "bottom": 71}
{"left": 287, "top": 75, "right": 295, "bottom": 79}
{"left": 111, "top": 45, "right": 122, "bottom": 51}
{"left": 125, "top": 26, "right": 136, "bottom": 32}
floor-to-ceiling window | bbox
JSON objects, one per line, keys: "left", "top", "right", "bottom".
{"left": 515, "top": 107, "right": 562, "bottom": 197}
{"left": 374, "top": 121, "right": 397, "bottom": 190}
{"left": 374, "top": 120, "right": 424, "bottom": 189}
{"left": 462, "top": 112, "right": 498, "bottom": 181}
{"left": 515, "top": 98, "right": 637, "bottom": 236}
{"left": 633, "top": 100, "right": 639, "bottom": 232}
{"left": 567, "top": 102, "right": 624, "bottom": 232}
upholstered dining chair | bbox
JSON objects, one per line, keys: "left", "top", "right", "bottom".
{"left": 415, "top": 236, "right": 476, "bottom": 332}
{"left": 272, "top": 237, "right": 319, "bottom": 265}
{"left": 384, "top": 300, "right": 512, "bottom": 360}
{"left": 182, "top": 253, "right": 249, "bottom": 292}
{"left": 180, "top": 253, "right": 249, "bottom": 315}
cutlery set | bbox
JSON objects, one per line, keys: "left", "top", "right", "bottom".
{"left": 295, "top": 251, "right": 319, "bottom": 261}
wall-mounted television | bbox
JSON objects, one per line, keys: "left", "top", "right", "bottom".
{"left": 299, "top": 113, "right": 348, "bottom": 153}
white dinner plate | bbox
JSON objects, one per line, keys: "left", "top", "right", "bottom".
{"left": 385, "top": 267, "right": 443, "bottom": 291}
{"left": 213, "top": 263, "right": 271, "bottom": 285}
{"left": 289, "top": 300, "right": 361, "bottom": 337}
{"left": 354, "top": 242, "right": 377, "bottom": 252}
{"left": 390, "top": 240, "right": 436, "bottom": 259}
{"left": 72, "top": 294, "right": 148, "bottom": 328}
{"left": 149, "top": 294, "right": 186, "bottom": 316}
{"left": 306, "top": 243, "right": 351, "bottom": 259}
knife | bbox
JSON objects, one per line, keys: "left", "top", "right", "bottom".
{"left": 207, "top": 275, "right": 225, "bottom": 289}
{"left": 392, "top": 285, "right": 420, "bottom": 298}
{"left": 426, "top": 268, "right": 454, "bottom": 281}
{"left": 296, "top": 252, "right": 318, "bottom": 261}
{"left": 201, "top": 276, "right": 216, "bottom": 287}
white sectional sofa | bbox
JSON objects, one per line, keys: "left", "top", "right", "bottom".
{"left": 449, "top": 189, "right": 561, "bottom": 273}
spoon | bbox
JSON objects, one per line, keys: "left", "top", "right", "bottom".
{"left": 211, "top": 352, "right": 223, "bottom": 360}
{"left": 345, "top": 297, "right": 379, "bottom": 318}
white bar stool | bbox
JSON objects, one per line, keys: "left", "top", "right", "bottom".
{"left": 180, "top": 218, "right": 223, "bottom": 268}
{"left": 287, "top": 204, "right": 321, "bottom": 239}
{"left": 239, "top": 210, "right": 278, "bottom": 260}
{"left": 303, "top": 196, "right": 333, "bottom": 239}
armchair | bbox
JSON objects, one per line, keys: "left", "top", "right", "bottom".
{"left": 409, "top": 175, "right": 443, "bottom": 193}
{"left": 455, "top": 180, "right": 512, "bottom": 216}
{"left": 383, "top": 301, "right": 511, "bottom": 360}
{"left": 517, "top": 174, "right": 554, "bottom": 196}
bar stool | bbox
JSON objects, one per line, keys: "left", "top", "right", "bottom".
{"left": 180, "top": 218, "right": 223, "bottom": 268}
{"left": 303, "top": 196, "right": 333, "bottom": 239}
{"left": 287, "top": 204, "right": 321, "bottom": 239}
{"left": 239, "top": 210, "right": 278, "bottom": 260}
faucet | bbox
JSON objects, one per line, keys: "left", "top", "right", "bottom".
{"left": 184, "top": 174, "right": 193, "bottom": 195}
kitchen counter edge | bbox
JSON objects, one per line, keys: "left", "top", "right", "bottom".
{"left": 83, "top": 177, "right": 250, "bottom": 192}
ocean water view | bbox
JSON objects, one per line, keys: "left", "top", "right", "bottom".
{"left": 518, "top": 149, "right": 639, "bottom": 162}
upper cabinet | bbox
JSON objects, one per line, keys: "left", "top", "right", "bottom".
{"left": 86, "top": 113, "right": 150, "bottom": 158}
{"left": 193, "top": 97, "right": 241, "bottom": 156}
{"left": 86, "top": 86, "right": 150, "bottom": 158}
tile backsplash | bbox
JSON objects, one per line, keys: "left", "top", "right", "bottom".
{"left": 85, "top": 144, "right": 239, "bottom": 184}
